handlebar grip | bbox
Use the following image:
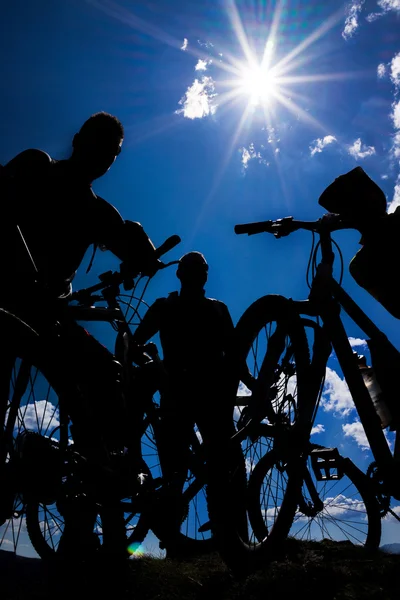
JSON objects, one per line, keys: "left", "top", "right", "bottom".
{"left": 234, "top": 221, "right": 273, "bottom": 235}
{"left": 155, "top": 234, "right": 181, "bottom": 259}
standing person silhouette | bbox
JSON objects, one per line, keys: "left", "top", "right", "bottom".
{"left": 0, "top": 111, "right": 159, "bottom": 564}
{"left": 130, "top": 251, "right": 254, "bottom": 557}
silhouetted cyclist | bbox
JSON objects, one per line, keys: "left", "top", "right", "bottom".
{"left": 0, "top": 111, "right": 159, "bottom": 563}
{"left": 130, "top": 251, "right": 255, "bottom": 557}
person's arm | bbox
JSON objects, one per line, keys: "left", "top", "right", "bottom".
{"left": 132, "top": 298, "right": 164, "bottom": 345}
{"left": 129, "top": 298, "right": 165, "bottom": 364}
{"left": 94, "top": 198, "right": 159, "bottom": 275}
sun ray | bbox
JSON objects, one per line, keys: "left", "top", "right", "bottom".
{"left": 273, "top": 8, "right": 346, "bottom": 75}
{"left": 277, "top": 70, "right": 374, "bottom": 85}
{"left": 124, "top": 113, "right": 184, "bottom": 147}
{"left": 226, "top": 0, "right": 258, "bottom": 71}
{"left": 272, "top": 90, "right": 328, "bottom": 133}
{"left": 86, "top": 0, "right": 184, "bottom": 52}
{"left": 188, "top": 100, "right": 255, "bottom": 243}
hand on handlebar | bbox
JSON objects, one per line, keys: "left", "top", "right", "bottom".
{"left": 141, "top": 258, "right": 163, "bottom": 278}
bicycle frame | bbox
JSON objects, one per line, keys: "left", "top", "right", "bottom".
{"left": 290, "top": 227, "right": 400, "bottom": 499}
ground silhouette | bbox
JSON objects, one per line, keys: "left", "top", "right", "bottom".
{"left": 1, "top": 539, "right": 400, "bottom": 600}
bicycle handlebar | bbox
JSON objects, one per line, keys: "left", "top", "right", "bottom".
{"left": 70, "top": 233, "right": 181, "bottom": 304}
{"left": 234, "top": 221, "right": 273, "bottom": 235}
{"left": 154, "top": 234, "right": 181, "bottom": 259}
{"left": 235, "top": 215, "right": 356, "bottom": 238}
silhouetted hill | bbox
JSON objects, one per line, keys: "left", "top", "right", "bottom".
{"left": 1, "top": 539, "right": 400, "bottom": 600}
{"left": 380, "top": 543, "right": 400, "bottom": 554}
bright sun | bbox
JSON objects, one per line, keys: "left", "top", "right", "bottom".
{"left": 239, "top": 65, "right": 278, "bottom": 105}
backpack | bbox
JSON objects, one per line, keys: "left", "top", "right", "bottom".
{"left": 318, "top": 166, "right": 387, "bottom": 219}
{"left": 349, "top": 207, "right": 400, "bottom": 319}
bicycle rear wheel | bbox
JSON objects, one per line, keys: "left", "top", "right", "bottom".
{"left": 248, "top": 445, "right": 381, "bottom": 549}
{"left": 137, "top": 409, "right": 215, "bottom": 556}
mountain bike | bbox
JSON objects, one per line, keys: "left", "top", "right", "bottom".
{"left": 0, "top": 233, "right": 214, "bottom": 559}
{"left": 210, "top": 214, "right": 399, "bottom": 574}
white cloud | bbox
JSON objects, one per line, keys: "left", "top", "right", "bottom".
{"left": 367, "top": 0, "right": 400, "bottom": 20}
{"left": 237, "top": 381, "right": 252, "bottom": 396}
{"left": 348, "top": 336, "right": 368, "bottom": 348}
{"left": 343, "top": 419, "right": 393, "bottom": 451}
{"left": 197, "top": 40, "right": 214, "bottom": 49}
{"left": 241, "top": 147, "right": 252, "bottom": 168}
{"left": 387, "top": 176, "right": 400, "bottom": 213}
{"left": 378, "top": 0, "right": 400, "bottom": 11}
{"left": 342, "top": 420, "right": 370, "bottom": 450}
{"left": 311, "top": 423, "right": 325, "bottom": 435}
{"left": 392, "top": 99, "right": 400, "bottom": 129}
{"left": 181, "top": 38, "right": 188, "bottom": 51}
{"left": 390, "top": 52, "right": 400, "bottom": 87}
{"left": 309, "top": 135, "right": 337, "bottom": 156}
{"left": 195, "top": 59, "right": 212, "bottom": 71}
{"left": 239, "top": 143, "right": 269, "bottom": 170}
{"left": 366, "top": 12, "right": 382, "bottom": 21}
{"left": 294, "top": 494, "right": 368, "bottom": 522}
{"left": 383, "top": 505, "right": 400, "bottom": 520}
{"left": 342, "top": 1, "right": 365, "bottom": 40}
{"left": 320, "top": 367, "right": 355, "bottom": 417}
{"left": 377, "top": 63, "right": 387, "bottom": 78}
{"left": 393, "top": 131, "right": 400, "bottom": 159}
{"left": 348, "top": 137, "right": 376, "bottom": 159}
{"left": 16, "top": 400, "right": 60, "bottom": 432}
{"left": 175, "top": 76, "right": 218, "bottom": 119}
{"left": 245, "top": 456, "right": 257, "bottom": 474}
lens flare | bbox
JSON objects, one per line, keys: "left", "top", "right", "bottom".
{"left": 127, "top": 541, "right": 145, "bottom": 557}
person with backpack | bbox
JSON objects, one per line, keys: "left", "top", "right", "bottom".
{"left": 130, "top": 251, "right": 255, "bottom": 556}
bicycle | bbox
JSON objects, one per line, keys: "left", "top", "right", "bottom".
{"left": 0, "top": 233, "right": 216, "bottom": 560}
{"left": 209, "top": 214, "right": 399, "bottom": 574}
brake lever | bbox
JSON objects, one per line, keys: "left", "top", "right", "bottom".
{"left": 272, "top": 216, "right": 294, "bottom": 238}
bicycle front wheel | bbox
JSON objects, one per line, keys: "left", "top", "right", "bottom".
{"left": 0, "top": 314, "right": 73, "bottom": 557}
{"left": 248, "top": 445, "right": 381, "bottom": 549}
{"left": 207, "top": 295, "right": 310, "bottom": 574}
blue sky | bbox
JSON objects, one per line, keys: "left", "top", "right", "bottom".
{"left": 1, "top": 0, "right": 400, "bottom": 554}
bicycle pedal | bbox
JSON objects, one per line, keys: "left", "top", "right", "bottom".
{"left": 310, "top": 448, "right": 343, "bottom": 481}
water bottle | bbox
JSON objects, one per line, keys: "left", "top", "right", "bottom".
{"left": 356, "top": 354, "right": 392, "bottom": 429}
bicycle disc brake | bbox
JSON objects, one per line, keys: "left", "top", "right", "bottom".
{"left": 367, "top": 462, "right": 391, "bottom": 517}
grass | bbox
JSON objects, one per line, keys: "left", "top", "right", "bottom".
{"left": 2, "top": 539, "right": 400, "bottom": 600}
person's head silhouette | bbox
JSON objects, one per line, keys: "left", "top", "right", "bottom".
{"left": 71, "top": 111, "right": 124, "bottom": 182}
{"left": 176, "top": 251, "right": 208, "bottom": 292}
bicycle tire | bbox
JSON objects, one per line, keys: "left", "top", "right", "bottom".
{"left": 206, "top": 295, "right": 310, "bottom": 575}
{"left": 138, "top": 412, "right": 215, "bottom": 556}
{"left": 0, "top": 312, "right": 77, "bottom": 556}
{"left": 26, "top": 456, "right": 153, "bottom": 560}
{"left": 247, "top": 445, "right": 382, "bottom": 550}
{"left": 0, "top": 311, "right": 130, "bottom": 560}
